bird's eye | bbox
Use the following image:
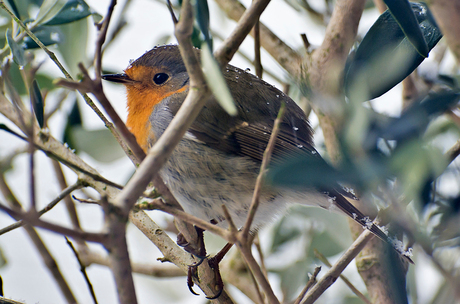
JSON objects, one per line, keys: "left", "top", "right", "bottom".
{"left": 153, "top": 73, "right": 169, "bottom": 85}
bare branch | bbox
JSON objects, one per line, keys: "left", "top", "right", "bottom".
{"left": 0, "top": 202, "right": 107, "bottom": 243}
{"left": 66, "top": 237, "right": 98, "bottom": 304}
{"left": 429, "top": 1, "right": 460, "bottom": 63}
{"left": 294, "top": 266, "right": 321, "bottom": 304}
{"left": 301, "top": 230, "right": 374, "bottom": 304}
{"left": 242, "top": 103, "right": 285, "bottom": 239}
{"left": 314, "top": 249, "right": 371, "bottom": 304}
{"left": 0, "top": 181, "right": 83, "bottom": 235}
{"left": 80, "top": 250, "right": 185, "bottom": 277}
{"left": 0, "top": 175, "right": 78, "bottom": 303}
{"left": 213, "top": 0, "right": 301, "bottom": 75}
{"left": 214, "top": 0, "right": 271, "bottom": 66}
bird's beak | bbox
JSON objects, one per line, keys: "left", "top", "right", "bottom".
{"left": 101, "top": 73, "right": 137, "bottom": 84}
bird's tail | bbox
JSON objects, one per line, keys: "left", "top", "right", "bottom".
{"left": 326, "top": 189, "right": 414, "bottom": 264}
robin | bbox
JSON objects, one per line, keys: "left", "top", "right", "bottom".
{"left": 102, "top": 44, "right": 411, "bottom": 292}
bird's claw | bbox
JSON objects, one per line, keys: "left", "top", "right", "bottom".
{"left": 187, "top": 266, "right": 200, "bottom": 296}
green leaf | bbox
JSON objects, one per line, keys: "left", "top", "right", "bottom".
{"left": 379, "top": 91, "right": 460, "bottom": 142}
{"left": 44, "top": 0, "right": 91, "bottom": 26}
{"left": 194, "top": 0, "right": 212, "bottom": 49}
{"left": 63, "top": 99, "right": 82, "bottom": 148}
{"left": 30, "top": 79, "right": 44, "bottom": 128}
{"left": 278, "top": 260, "right": 310, "bottom": 301}
{"left": 35, "top": 73, "right": 55, "bottom": 91}
{"left": 390, "top": 139, "right": 447, "bottom": 202}
{"left": 384, "top": 0, "right": 428, "bottom": 57}
{"left": 7, "top": 62, "right": 27, "bottom": 95}
{"left": 56, "top": 17, "right": 88, "bottom": 76}
{"left": 71, "top": 127, "right": 125, "bottom": 162}
{"left": 201, "top": 43, "right": 237, "bottom": 116}
{"left": 35, "top": 0, "right": 67, "bottom": 25}
{"left": 6, "top": 28, "right": 25, "bottom": 66}
{"left": 23, "top": 25, "right": 62, "bottom": 49}
{"left": 309, "top": 230, "right": 344, "bottom": 257}
{"left": 344, "top": 2, "right": 442, "bottom": 101}
{"left": 270, "top": 216, "right": 302, "bottom": 252}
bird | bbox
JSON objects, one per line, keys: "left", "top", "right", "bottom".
{"left": 102, "top": 44, "right": 412, "bottom": 265}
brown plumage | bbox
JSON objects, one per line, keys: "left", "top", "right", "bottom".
{"left": 103, "top": 44, "right": 413, "bottom": 263}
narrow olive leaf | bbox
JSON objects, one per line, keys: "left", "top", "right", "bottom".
{"left": 6, "top": 28, "right": 25, "bottom": 66}
{"left": 71, "top": 127, "right": 125, "bottom": 162}
{"left": 195, "top": 0, "right": 212, "bottom": 49}
{"left": 344, "top": 2, "right": 442, "bottom": 101}
{"left": 268, "top": 154, "right": 357, "bottom": 189}
{"left": 384, "top": 0, "right": 428, "bottom": 57}
{"left": 30, "top": 79, "right": 44, "bottom": 128}
{"left": 201, "top": 43, "right": 237, "bottom": 116}
{"left": 91, "top": 12, "right": 103, "bottom": 24}
{"left": 380, "top": 91, "right": 460, "bottom": 141}
{"left": 23, "top": 26, "right": 62, "bottom": 49}
{"left": 5, "top": 0, "right": 21, "bottom": 19}
{"left": 35, "top": 0, "right": 67, "bottom": 25}
{"left": 44, "top": 0, "right": 91, "bottom": 26}
{"left": 63, "top": 99, "right": 82, "bottom": 150}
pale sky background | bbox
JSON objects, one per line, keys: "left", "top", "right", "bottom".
{"left": 0, "top": 0, "right": 449, "bottom": 303}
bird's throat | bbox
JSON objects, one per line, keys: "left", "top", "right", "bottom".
{"left": 126, "top": 86, "right": 158, "bottom": 152}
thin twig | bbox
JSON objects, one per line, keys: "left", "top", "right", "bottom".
{"left": 0, "top": 175, "right": 78, "bottom": 303}
{"left": 235, "top": 104, "right": 286, "bottom": 304}
{"left": 214, "top": 0, "right": 271, "bottom": 66}
{"left": 314, "top": 249, "right": 371, "bottom": 304}
{"left": 447, "top": 139, "right": 460, "bottom": 163}
{"left": 294, "top": 266, "right": 321, "bottom": 304}
{"left": 242, "top": 103, "right": 285, "bottom": 239}
{"left": 221, "top": 204, "right": 238, "bottom": 236}
{"left": 253, "top": 1, "right": 263, "bottom": 79}
{"left": 0, "top": 181, "right": 83, "bottom": 236}
{"left": 301, "top": 230, "right": 375, "bottom": 304}
{"left": 0, "top": 202, "right": 107, "bottom": 243}
{"left": 65, "top": 237, "right": 98, "bottom": 304}
{"left": 51, "top": 160, "right": 83, "bottom": 232}
{"left": 214, "top": 0, "right": 301, "bottom": 75}
{"left": 301, "top": 33, "right": 310, "bottom": 50}
{"left": 238, "top": 244, "right": 279, "bottom": 304}
{"left": 0, "top": 124, "right": 123, "bottom": 189}
{"left": 80, "top": 250, "right": 185, "bottom": 277}
{"left": 139, "top": 199, "right": 230, "bottom": 241}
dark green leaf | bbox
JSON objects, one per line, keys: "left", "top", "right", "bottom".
{"left": 379, "top": 91, "right": 460, "bottom": 141}
{"left": 30, "top": 79, "right": 44, "bottom": 128}
{"left": 268, "top": 155, "right": 358, "bottom": 189}
{"left": 23, "top": 26, "right": 62, "bottom": 49}
{"left": 62, "top": 99, "right": 82, "bottom": 148}
{"left": 44, "top": 0, "right": 91, "bottom": 26}
{"left": 344, "top": 2, "right": 442, "bottom": 100}
{"left": 384, "top": 0, "right": 428, "bottom": 57}
{"left": 6, "top": 28, "right": 25, "bottom": 66}
{"left": 5, "top": 0, "right": 21, "bottom": 19}
{"left": 194, "top": 0, "right": 212, "bottom": 49}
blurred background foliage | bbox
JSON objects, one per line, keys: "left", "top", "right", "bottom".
{"left": 0, "top": 0, "right": 459, "bottom": 303}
